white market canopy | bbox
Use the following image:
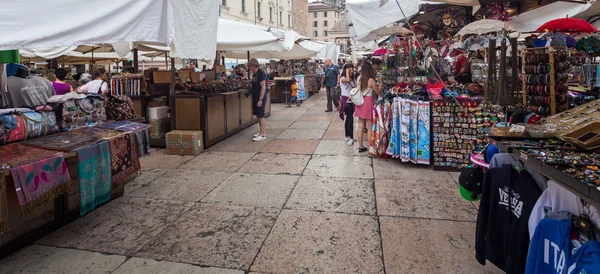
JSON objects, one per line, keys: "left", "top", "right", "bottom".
{"left": 347, "top": 0, "right": 420, "bottom": 41}
{"left": 0, "top": 0, "right": 219, "bottom": 60}
{"left": 217, "top": 18, "right": 283, "bottom": 52}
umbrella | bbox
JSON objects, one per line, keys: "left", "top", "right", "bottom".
{"left": 537, "top": 17, "right": 597, "bottom": 33}
{"left": 456, "top": 19, "right": 516, "bottom": 36}
{"left": 373, "top": 47, "right": 389, "bottom": 56}
{"left": 357, "top": 25, "right": 412, "bottom": 42}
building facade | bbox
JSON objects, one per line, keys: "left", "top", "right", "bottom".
{"left": 292, "top": 0, "right": 309, "bottom": 36}
{"left": 307, "top": 1, "right": 341, "bottom": 42}
{"left": 219, "top": 0, "right": 308, "bottom": 36}
{"left": 328, "top": 12, "right": 350, "bottom": 54}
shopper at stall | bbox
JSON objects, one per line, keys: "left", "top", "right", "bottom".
{"left": 248, "top": 58, "right": 268, "bottom": 141}
{"left": 288, "top": 78, "right": 301, "bottom": 107}
{"left": 52, "top": 68, "right": 74, "bottom": 95}
{"left": 77, "top": 69, "right": 107, "bottom": 95}
{"left": 339, "top": 64, "right": 355, "bottom": 146}
{"left": 323, "top": 58, "right": 340, "bottom": 112}
{"left": 1, "top": 65, "right": 55, "bottom": 108}
{"left": 189, "top": 62, "right": 200, "bottom": 72}
{"left": 355, "top": 62, "right": 382, "bottom": 153}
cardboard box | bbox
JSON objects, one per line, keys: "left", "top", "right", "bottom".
{"left": 166, "top": 130, "right": 203, "bottom": 156}
{"left": 152, "top": 71, "right": 172, "bottom": 84}
{"left": 148, "top": 106, "right": 169, "bottom": 120}
{"left": 149, "top": 118, "right": 171, "bottom": 139}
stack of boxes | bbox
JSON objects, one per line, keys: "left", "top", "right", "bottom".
{"left": 148, "top": 106, "right": 169, "bottom": 139}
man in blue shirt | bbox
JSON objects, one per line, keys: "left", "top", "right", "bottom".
{"left": 248, "top": 58, "right": 268, "bottom": 141}
{"left": 323, "top": 58, "right": 340, "bottom": 112}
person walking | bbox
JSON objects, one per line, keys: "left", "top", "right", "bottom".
{"left": 339, "top": 64, "right": 355, "bottom": 146}
{"left": 354, "top": 62, "right": 382, "bottom": 153}
{"left": 248, "top": 58, "right": 268, "bottom": 141}
{"left": 323, "top": 58, "right": 340, "bottom": 112}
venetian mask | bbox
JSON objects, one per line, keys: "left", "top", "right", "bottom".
{"left": 442, "top": 13, "right": 453, "bottom": 26}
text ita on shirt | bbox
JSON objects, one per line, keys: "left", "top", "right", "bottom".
{"left": 77, "top": 69, "right": 107, "bottom": 95}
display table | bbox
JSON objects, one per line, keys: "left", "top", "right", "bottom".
{"left": 173, "top": 89, "right": 271, "bottom": 148}
{"left": 271, "top": 77, "right": 294, "bottom": 103}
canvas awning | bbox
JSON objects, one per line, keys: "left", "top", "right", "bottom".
{"left": 217, "top": 19, "right": 282, "bottom": 52}
{"left": 0, "top": 0, "right": 218, "bottom": 60}
{"left": 346, "top": 0, "right": 420, "bottom": 41}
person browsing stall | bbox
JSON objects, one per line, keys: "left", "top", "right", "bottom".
{"left": 355, "top": 62, "right": 382, "bottom": 153}
{"left": 248, "top": 58, "right": 268, "bottom": 141}
{"left": 339, "top": 64, "right": 355, "bottom": 146}
{"left": 52, "top": 68, "right": 74, "bottom": 95}
{"left": 77, "top": 69, "right": 107, "bottom": 95}
{"left": 189, "top": 62, "right": 201, "bottom": 72}
{"left": 323, "top": 58, "right": 340, "bottom": 112}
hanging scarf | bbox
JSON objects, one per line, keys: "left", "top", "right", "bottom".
{"left": 0, "top": 175, "right": 8, "bottom": 235}
{"left": 339, "top": 96, "right": 349, "bottom": 120}
{"left": 76, "top": 141, "right": 112, "bottom": 216}
{"left": 96, "top": 120, "right": 151, "bottom": 132}
{"left": 108, "top": 133, "right": 141, "bottom": 186}
{"left": 10, "top": 153, "right": 71, "bottom": 215}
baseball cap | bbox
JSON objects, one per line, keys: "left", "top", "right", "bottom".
{"left": 458, "top": 166, "right": 484, "bottom": 201}
{"left": 248, "top": 58, "right": 259, "bottom": 67}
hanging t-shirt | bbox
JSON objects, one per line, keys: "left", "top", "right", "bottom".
{"left": 475, "top": 165, "right": 542, "bottom": 273}
{"left": 526, "top": 217, "right": 600, "bottom": 274}
{"left": 2, "top": 76, "right": 55, "bottom": 108}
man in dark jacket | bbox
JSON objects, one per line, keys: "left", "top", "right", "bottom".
{"left": 323, "top": 58, "right": 340, "bottom": 112}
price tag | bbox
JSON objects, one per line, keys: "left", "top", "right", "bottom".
{"left": 510, "top": 124, "right": 526, "bottom": 133}
{"left": 545, "top": 123, "right": 558, "bottom": 131}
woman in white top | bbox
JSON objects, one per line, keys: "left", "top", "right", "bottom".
{"left": 77, "top": 69, "right": 107, "bottom": 95}
{"left": 339, "top": 64, "right": 355, "bottom": 146}
{"left": 354, "top": 62, "right": 382, "bottom": 153}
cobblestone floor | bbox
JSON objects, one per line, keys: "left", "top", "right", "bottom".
{"left": 0, "top": 92, "right": 503, "bottom": 274}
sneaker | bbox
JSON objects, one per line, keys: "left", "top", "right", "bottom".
{"left": 253, "top": 133, "right": 261, "bottom": 138}
{"left": 253, "top": 135, "right": 266, "bottom": 142}
{"left": 344, "top": 137, "right": 351, "bottom": 141}
{"left": 347, "top": 139, "right": 354, "bottom": 146}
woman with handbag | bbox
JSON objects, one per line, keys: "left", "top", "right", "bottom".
{"left": 353, "top": 62, "right": 382, "bottom": 153}
{"left": 339, "top": 64, "right": 355, "bottom": 146}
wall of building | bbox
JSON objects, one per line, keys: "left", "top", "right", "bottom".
{"left": 219, "top": 0, "right": 294, "bottom": 30}
{"left": 292, "top": 0, "right": 309, "bottom": 36}
{"left": 308, "top": 3, "right": 340, "bottom": 42}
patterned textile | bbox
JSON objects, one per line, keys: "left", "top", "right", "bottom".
{"left": 21, "top": 111, "right": 60, "bottom": 139}
{"left": 21, "top": 127, "right": 124, "bottom": 152}
{"left": 76, "top": 141, "right": 112, "bottom": 216}
{"left": 0, "top": 175, "right": 7, "bottom": 235}
{"left": 1, "top": 112, "right": 26, "bottom": 145}
{"left": 369, "top": 104, "right": 380, "bottom": 156}
{"left": 417, "top": 102, "right": 431, "bottom": 165}
{"left": 96, "top": 120, "right": 150, "bottom": 132}
{"left": 339, "top": 96, "right": 348, "bottom": 120}
{"left": 386, "top": 98, "right": 401, "bottom": 157}
{"left": 409, "top": 101, "right": 419, "bottom": 163}
{"left": 108, "top": 133, "right": 140, "bottom": 186}
{"left": 400, "top": 99, "right": 411, "bottom": 162}
{"left": 10, "top": 153, "right": 71, "bottom": 215}
{"left": 0, "top": 143, "right": 61, "bottom": 169}
{"left": 134, "top": 129, "right": 151, "bottom": 157}
{"left": 105, "top": 94, "right": 136, "bottom": 121}
{"left": 56, "top": 97, "right": 105, "bottom": 132}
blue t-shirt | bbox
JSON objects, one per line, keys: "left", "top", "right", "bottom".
{"left": 251, "top": 69, "right": 267, "bottom": 99}
{"left": 324, "top": 65, "right": 339, "bottom": 87}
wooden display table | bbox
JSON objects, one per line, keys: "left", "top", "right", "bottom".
{"left": 173, "top": 90, "right": 271, "bottom": 148}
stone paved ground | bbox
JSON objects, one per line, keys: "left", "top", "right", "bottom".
{"left": 0, "top": 93, "right": 503, "bottom": 274}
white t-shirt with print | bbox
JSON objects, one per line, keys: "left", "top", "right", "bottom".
{"left": 339, "top": 76, "right": 355, "bottom": 97}
{"left": 80, "top": 79, "right": 108, "bottom": 94}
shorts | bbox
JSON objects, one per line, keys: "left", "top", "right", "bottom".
{"left": 253, "top": 96, "right": 268, "bottom": 118}
{"left": 290, "top": 96, "right": 299, "bottom": 103}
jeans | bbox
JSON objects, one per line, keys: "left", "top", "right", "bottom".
{"left": 326, "top": 86, "right": 339, "bottom": 111}
{"left": 344, "top": 102, "right": 354, "bottom": 138}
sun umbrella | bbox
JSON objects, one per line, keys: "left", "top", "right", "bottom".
{"left": 456, "top": 19, "right": 516, "bottom": 36}
{"left": 357, "top": 25, "right": 412, "bottom": 42}
{"left": 537, "top": 17, "right": 597, "bottom": 33}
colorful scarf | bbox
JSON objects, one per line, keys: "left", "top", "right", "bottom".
{"left": 409, "top": 101, "right": 419, "bottom": 163}
{"left": 0, "top": 175, "right": 7, "bottom": 235}
{"left": 339, "top": 96, "right": 349, "bottom": 120}
{"left": 134, "top": 129, "right": 150, "bottom": 157}
{"left": 76, "top": 141, "right": 112, "bottom": 216}
{"left": 108, "top": 133, "right": 140, "bottom": 186}
{"left": 0, "top": 144, "right": 63, "bottom": 169}
{"left": 10, "top": 153, "right": 71, "bottom": 215}
{"left": 22, "top": 128, "right": 124, "bottom": 152}
{"left": 96, "top": 120, "right": 151, "bottom": 132}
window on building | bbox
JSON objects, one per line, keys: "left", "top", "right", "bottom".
{"left": 269, "top": 7, "right": 273, "bottom": 21}
{"left": 257, "top": 3, "right": 261, "bottom": 17}
{"left": 313, "top": 21, "right": 317, "bottom": 27}
{"left": 324, "top": 11, "right": 328, "bottom": 17}
{"left": 323, "top": 30, "right": 328, "bottom": 36}
{"left": 241, "top": 0, "right": 246, "bottom": 12}
{"left": 221, "top": 0, "right": 226, "bottom": 6}
{"left": 313, "top": 12, "right": 317, "bottom": 18}
{"left": 313, "top": 30, "right": 318, "bottom": 37}
{"left": 323, "top": 21, "right": 328, "bottom": 27}
{"left": 280, "top": 11, "right": 282, "bottom": 24}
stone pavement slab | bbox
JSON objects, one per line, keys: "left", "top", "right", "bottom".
{"left": 112, "top": 257, "right": 244, "bottom": 274}
{"left": 285, "top": 176, "right": 376, "bottom": 215}
{"left": 373, "top": 159, "right": 455, "bottom": 183}
{"left": 380, "top": 217, "right": 503, "bottom": 273}
{"left": 128, "top": 170, "right": 231, "bottom": 202}
{"left": 296, "top": 115, "right": 333, "bottom": 122}
{"left": 314, "top": 140, "right": 366, "bottom": 156}
{"left": 37, "top": 197, "right": 194, "bottom": 255}
{"left": 0, "top": 245, "right": 126, "bottom": 274}
{"left": 321, "top": 128, "right": 346, "bottom": 140}
{"left": 260, "top": 139, "right": 319, "bottom": 154}
{"left": 238, "top": 153, "right": 310, "bottom": 175}
{"left": 124, "top": 168, "right": 168, "bottom": 195}
{"left": 375, "top": 179, "right": 478, "bottom": 221}
{"left": 288, "top": 121, "right": 330, "bottom": 130}
{"left": 202, "top": 173, "right": 299, "bottom": 209}
{"left": 179, "top": 152, "right": 255, "bottom": 172}
{"left": 251, "top": 210, "right": 384, "bottom": 274}
{"left": 136, "top": 204, "right": 279, "bottom": 271}
{"left": 304, "top": 155, "right": 373, "bottom": 178}
{"left": 140, "top": 149, "right": 194, "bottom": 169}
{"left": 276, "top": 128, "right": 325, "bottom": 140}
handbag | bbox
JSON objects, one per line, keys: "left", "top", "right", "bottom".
{"left": 56, "top": 96, "right": 106, "bottom": 131}
{"left": 0, "top": 111, "right": 60, "bottom": 145}
{"left": 105, "top": 94, "right": 136, "bottom": 121}
{"left": 349, "top": 87, "right": 365, "bottom": 106}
